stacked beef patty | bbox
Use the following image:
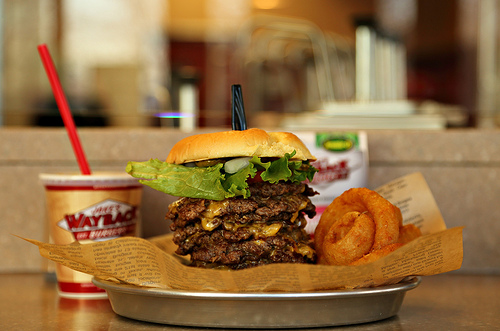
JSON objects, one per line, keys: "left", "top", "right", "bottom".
{"left": 167, "top": 181, "right": 317, "bottom": 270}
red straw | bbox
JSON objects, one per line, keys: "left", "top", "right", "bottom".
{"left": 37, "top": 44, "right": 92, "bottom": 175}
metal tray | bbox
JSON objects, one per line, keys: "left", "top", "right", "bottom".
{"left": 93, "top": 276, "right": 420, "bottom": 328}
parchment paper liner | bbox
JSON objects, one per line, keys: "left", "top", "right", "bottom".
{"left": 24, "top": 172, "right": 463, "bottom": 292}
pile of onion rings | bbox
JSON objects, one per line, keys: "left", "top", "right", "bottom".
{"left": 314, "top": 188, "right": 422, "bottom": 266}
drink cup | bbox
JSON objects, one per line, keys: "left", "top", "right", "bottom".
{"left": 39, "top": 172, "right": 143, "bottom": 299}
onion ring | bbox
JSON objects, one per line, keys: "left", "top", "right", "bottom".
{"left": 320, "top": 211, "right": 375, "bottom": 265}
{"left": 315, "top": 188, "right": 404, "bottom": 266}
{"left": 398, "top": 224, "right": 422, "bottom": 245}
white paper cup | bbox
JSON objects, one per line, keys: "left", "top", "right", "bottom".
{"left": 40, "top": 172, "right": 143, "bottom": 299}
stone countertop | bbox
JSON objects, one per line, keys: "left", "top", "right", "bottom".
{"left": 0, "top": 273, "right": 498, "bottom": 330}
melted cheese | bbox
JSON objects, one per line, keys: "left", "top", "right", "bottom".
{"left": 289, "top": 200, "right": 308, "bottom": 223}
{"left": 200, "top": 200, "right": 230, "bottom": 231}
{"left": 168, "top": 198, "right": 185, "bottom": 213}
{"left": 224, "top": 222, "right": 283, "bottom": 238}
{"left": 195, "top": 197, "right": 308, "bottom": 237}
{"left": 250, "top": 223, "right": 282, "bottom": 237}
{"left": 201, "top": 218, "right": 220, "bottom": 231}
{"left": 296, "top": 243, "right": 315, "bottom": 259}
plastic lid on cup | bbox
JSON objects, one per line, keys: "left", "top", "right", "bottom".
{"left": 39, "top": 172, "right": 142, "bottom": 188}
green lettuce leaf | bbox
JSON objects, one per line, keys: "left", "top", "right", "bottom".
{"left": 126, "top": 159, "right": 227, "bottom": 200}
{"left": 256, "top": 153, "right": 291, "bottom": 183}
{"left": 126, "top": 152, "right": 317, "bottom": 200}
{"left": 222, "top": 163, "right": 257, "bottom": 199}
{"left": 251, "top": 151, "right": 317, "bottom": 183}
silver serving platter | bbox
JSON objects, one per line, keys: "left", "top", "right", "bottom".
{"left": 93, "top": 276, "right": 421, "bottom": 328}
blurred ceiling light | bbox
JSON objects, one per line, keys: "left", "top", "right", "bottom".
{"left": 154, "top": 112, "right": 194, "bottom": 118}
{"left": 253, "top": 0, "right": 281, "bottom": 10}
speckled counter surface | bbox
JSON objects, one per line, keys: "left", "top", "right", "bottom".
{"left": 0, "top": 273, "right": 498, "bottom": 330}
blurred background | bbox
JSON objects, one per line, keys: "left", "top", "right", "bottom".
{"left": 1, "top": 0, "right": 499, "bottom": 129}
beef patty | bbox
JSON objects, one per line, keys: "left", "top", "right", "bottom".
{"left": 166, "top": 182, "right": 317, "bottom": 269}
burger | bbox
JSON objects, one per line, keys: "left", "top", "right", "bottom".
{"left": 126, "top": 128, "right": 318, "bottom": 270}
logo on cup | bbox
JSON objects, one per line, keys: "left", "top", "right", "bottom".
{"left": 57, "top": 199, "right": 138, "bottom": 241}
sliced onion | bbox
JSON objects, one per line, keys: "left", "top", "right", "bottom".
{"left": 224, "top": 157, "right": 251, "bottom": 174}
